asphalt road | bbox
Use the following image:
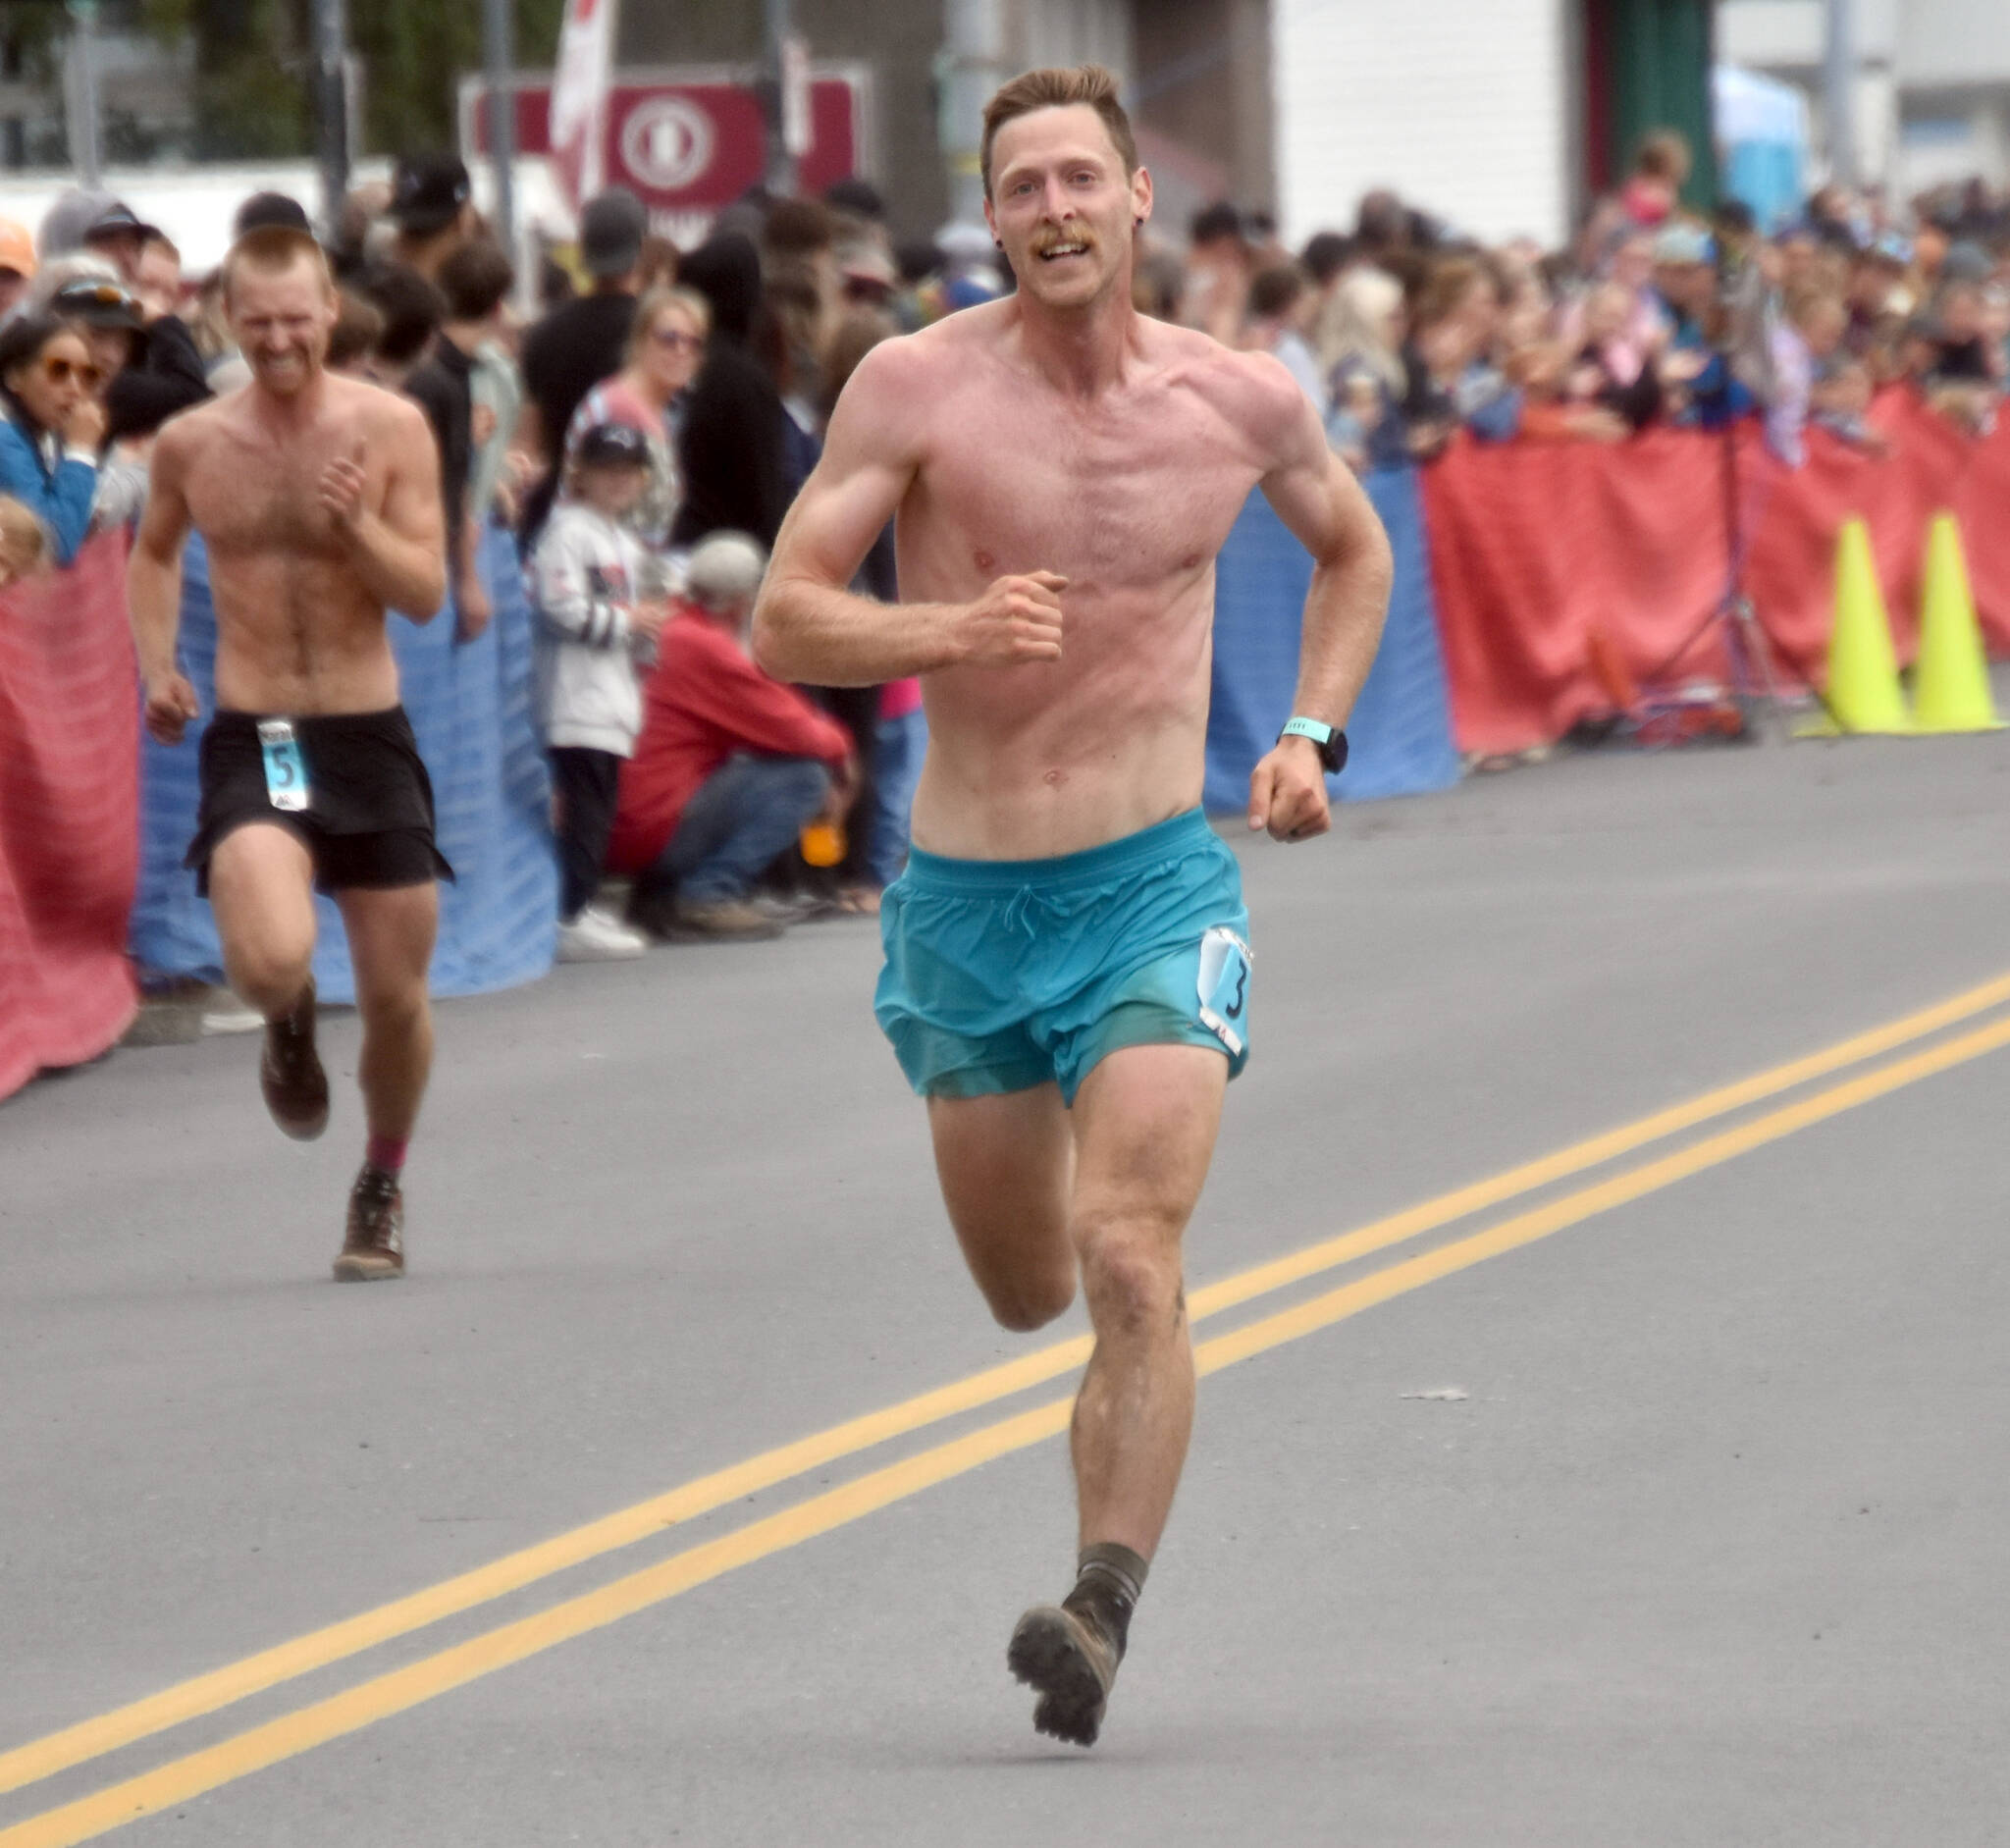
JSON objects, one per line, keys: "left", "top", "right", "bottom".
{"left": 4, "top": 724, "right": 2008, "bottom": 1847}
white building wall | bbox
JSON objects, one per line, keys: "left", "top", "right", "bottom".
{"left": 1011, "top": 0, "right": 1133, "bottom": 76}
{"left": 1273, "top": 0, "right": 1572, "bottom": 247}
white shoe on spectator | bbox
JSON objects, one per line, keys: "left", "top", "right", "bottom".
{"left": 555, "top": 906, "right": 648, "bottom": 963}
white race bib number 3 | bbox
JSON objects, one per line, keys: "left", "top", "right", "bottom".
{"left": 257, "top": 719, "right": 310, "bottom": 813}
{"left": 1196, "top": 925, "right": 1252, "bottom": 1057}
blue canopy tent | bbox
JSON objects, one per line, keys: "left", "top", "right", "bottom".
{"left": 1715, "top": 64, "right": 1809, "bottom": 231}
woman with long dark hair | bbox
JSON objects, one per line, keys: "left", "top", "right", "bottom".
{"left": 0, "top": 313, "right": 102, "bottom": 565}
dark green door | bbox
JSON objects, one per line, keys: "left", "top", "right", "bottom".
{"left": 1585, "top": 0, "right": 1717, "bottom": 207}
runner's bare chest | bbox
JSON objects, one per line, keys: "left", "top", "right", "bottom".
{"left": 185, "top": 417, "right": 373, "bottom": 560}
{"left": 917, "top": 375, "right": 1259, "bottom": 594}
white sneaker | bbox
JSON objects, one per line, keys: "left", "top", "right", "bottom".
{"left": 555, "top": 906, "right": 648, "bottom": 963}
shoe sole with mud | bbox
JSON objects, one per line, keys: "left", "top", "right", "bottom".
{"left": 1007, "top": 1606, "right": 1112, "bottom": 1748}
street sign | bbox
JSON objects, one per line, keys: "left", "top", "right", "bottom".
{"left": 462, "top": 63, "right": 868, "bottom": 240}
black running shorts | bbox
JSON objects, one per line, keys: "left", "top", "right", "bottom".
{"left": 186, "top": 707, "right": 453, "bottom": 896}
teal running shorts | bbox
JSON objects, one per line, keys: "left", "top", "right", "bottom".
{"left": 874, "top": 808, "right": 1252, "bottom": 1106}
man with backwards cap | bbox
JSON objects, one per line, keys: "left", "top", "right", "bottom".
{"left": 756, "top": 66, "right": 1392, "bottom": 1748}
{"left": 128, "top": 222, "right": 450, "bottom": 1284}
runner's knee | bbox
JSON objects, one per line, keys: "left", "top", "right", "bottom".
{"left": 1076, "top": 1215, "right": 1184, "bottom": 1335}
{"left": 356, "top": 977, "right": 428, "bottom": 1038}
{"left": 224, "top": 936, "right": 313, "bottom": 1014}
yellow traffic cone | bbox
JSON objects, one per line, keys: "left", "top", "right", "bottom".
{"left": 1913, "top": 511, "right": 2005, "bottom": 733}
{"left": 1799, "top": 516, "right": 1911, "bottom": 735}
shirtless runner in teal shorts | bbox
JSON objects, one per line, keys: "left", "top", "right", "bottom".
{"left": 755, "top": 65, "right": 1393, "bottom": 1746}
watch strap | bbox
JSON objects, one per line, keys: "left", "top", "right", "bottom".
{"left": 1279, "top": 715, "right": 1348, "bottom": 773}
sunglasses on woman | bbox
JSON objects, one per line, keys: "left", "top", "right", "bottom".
{"left": 650, "top": 328, "right": 703, "bottom": 351}
{"left": 41, "top": 355, "right": 104, "bottom": 391}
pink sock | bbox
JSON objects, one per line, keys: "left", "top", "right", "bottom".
{"left": 365, "top": 1135, "right": 408, "bottom": 1178}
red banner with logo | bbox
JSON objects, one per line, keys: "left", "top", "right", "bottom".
{"left": 1421, "top": 396, "right": 2010, "bottom": 755}
{"left": 0, "top": 533, "right": 139, "bottom": 1099}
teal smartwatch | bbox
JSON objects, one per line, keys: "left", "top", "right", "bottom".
{"left": 1279, "top": 715, "right": 1348, "bottom": 774}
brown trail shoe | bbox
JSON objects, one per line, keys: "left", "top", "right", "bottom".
{"left": 334, "top": 1165, "right": 404, "bottom": 1282}
{"left": 260, "top": 978, "right": 329, "bottom": 1140}
{"left": 1008, "top": 1604, "right": 1121, "bottom": 1748}
{"left": 669, "top": 897, "right": 784, "bottom": 941}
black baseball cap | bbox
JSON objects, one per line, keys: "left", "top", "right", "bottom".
{"left": 235, "top": 191, "right": 313, "bottom": 238}
{"left": 580, "top": 188, "right": 647, "bottom": 279}
{"left": 391, "top": 154, "right": 472, "bottom": 235}
{"left": 574, "top": 422, "right": 652, "bottom": 469}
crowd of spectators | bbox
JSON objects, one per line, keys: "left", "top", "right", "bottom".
{"left": 0, "top": 159, "right": 943, "bottom": 965}
{"left": 1200, "top": 141, "right": 2010, "bottom": 473}
{"left": 3, "top": 135, "right": 2009, "bottom": 975}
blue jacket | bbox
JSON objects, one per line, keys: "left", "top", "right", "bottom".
{"left": 0, "top": 408, "right": 97, "bottom": 565}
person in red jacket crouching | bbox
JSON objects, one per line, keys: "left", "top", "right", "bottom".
{"left": 608, "top": 531, "right": 855, "bottom": 940}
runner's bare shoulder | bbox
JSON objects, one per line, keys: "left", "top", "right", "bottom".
{"left": 1163, "top": 327, "right": 1322, "bottom": 467}
{"left": 338, "top": 374, "right": 432, "bottom": 449}
{"left": 823, "top": 319, "right": 971, "bottom": 454}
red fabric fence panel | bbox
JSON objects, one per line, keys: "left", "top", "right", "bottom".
{"left": 0, "top": 533, "right": 139, "bottom": 1101}
{"left": 1422, "top": 398, "right": 2010, "bottom": 756}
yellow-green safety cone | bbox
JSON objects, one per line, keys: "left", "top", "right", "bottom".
{"left": 1913, "top": 511, "right": 2005, "bottom": 733}
{"left": 1796, "top": 515, "right": 1913, "bottom": 736}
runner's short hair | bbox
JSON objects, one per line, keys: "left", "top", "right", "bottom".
{"left": 980, "top": 66, "right": 1137, "bottom": 199}
{"left": 222, "top": 225, "right": 333, "bottom": 304}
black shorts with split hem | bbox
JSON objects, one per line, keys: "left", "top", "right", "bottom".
{"left": 186, "top": 707, "right": 454, "bottom": 897}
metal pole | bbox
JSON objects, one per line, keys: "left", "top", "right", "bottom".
{"left": 1823, "top": 0, "right": 1856, "bottom": 186}
{"left": 67, "top": 0, "right": 102, "bottom": 186}
{"left": 764, "top": 0, "right": 797, "bottom": 194}
{"left": 313, "top": 0, "right": 350, "bottom": 236}
{"left": 484, "top": 0, "right": 515, "bottom": 249}
{"left": 940, "top": 0, "right": 1005, "bottom": 230}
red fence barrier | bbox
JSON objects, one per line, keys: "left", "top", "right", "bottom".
{"left": 1422, "top": 396, "right": 2010, "bottom": 755}
{"left": 0, "top": 533, "right": 139, "bottom": 1101}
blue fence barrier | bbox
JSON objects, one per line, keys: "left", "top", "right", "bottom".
{"left": 132, "top": 523, "right": 556, "bottom": 1003}
{"left": 1205, "top": 466, "right": 1461, "bottom": 813}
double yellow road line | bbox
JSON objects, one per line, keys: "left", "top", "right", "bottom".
{"left": 7, "top": 971, "right": 2010, "bottom": 1846}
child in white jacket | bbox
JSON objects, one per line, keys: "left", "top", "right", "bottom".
{"left": 531, "top": 422, "right": 666, "bottom": 962}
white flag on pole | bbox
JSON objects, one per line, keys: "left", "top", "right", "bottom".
{"left": 550, "top": 0, "right": 618, "bottom": 213}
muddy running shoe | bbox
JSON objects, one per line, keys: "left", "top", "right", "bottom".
{"left": 1008, "top": 1603, "right": 1121, "bottom": 1747}
{"left": 333, "top": 1165, "right": 404, "bottom": 1282}
{"left": 260, "top": 978, "right": 328, "bottom": 1140}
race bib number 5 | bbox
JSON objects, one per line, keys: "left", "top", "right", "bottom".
{"left": 257, "top": 719, "right": 310, "bottom": 813}
{"left": 1196, "top": 925, "right": 1252, "bottom": 1057}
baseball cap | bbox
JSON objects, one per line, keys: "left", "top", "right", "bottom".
{"left": 49, "top": 277, "right": 144, "bottom": 330}
{"left": 235, "top": 191, "right": 313, "bottom": 238}
{"left": 580, "top": 189, "right": 648, "bottom": 279}
{"left": 390, "top": 154, "right": 472, "bottom": 235}
{"left": 84, "top": 200, "right": 162, "bottom": 244}
{"left": 1652, "top": 222, "right": 1717, "bottom": 267}
{"left": 574, "top": 422, "right": 651, "bottom": 469}
{"left": 0, "top": 218, "right": 35, "bottom": 279}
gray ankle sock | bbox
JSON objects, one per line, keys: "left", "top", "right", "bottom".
{"left": 1064, "top": 1542, "right": 1149, "bottom": 1657}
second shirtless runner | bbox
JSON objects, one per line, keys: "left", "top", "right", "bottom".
{"left": 755, "top": 67, "right": 1393, "bottom": 1744}
{"left": 129, "top": 224, "right": 450, "bottom": 1281}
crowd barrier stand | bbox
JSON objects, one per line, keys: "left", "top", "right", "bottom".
{"left": 1422, "top": 395, "right": 2010, "bottom": 756}
{"left": 0, "top": 533, "right": 139, "bottom": 1100}
{"left": 131, "top": 523, "right": 556, "bottom": 1004}
{"left": 1206, "top": 467, "right": 1463, "bottom": 812}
